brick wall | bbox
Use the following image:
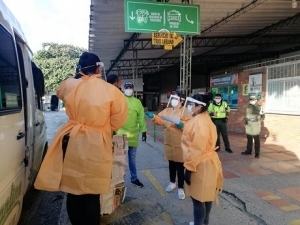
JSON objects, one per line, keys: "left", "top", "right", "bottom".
{"left": 225, "top": 68, "right": 300, "bottom": 146}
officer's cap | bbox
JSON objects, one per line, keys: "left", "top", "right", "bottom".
{"left": 249, "top": 95, "right": 257, "bottom": 100}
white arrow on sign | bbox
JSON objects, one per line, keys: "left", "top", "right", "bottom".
{"left": 130, "top": 11, "right": 135, "bottom": 20}
{"left": 185, "top": 15, "right": 194, "bottom": 24}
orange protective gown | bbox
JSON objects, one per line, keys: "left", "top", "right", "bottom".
{"left": 34, "top": 75, "right": 128, "bottom": 195}
{"left": 181, "top": 112, "right": 223, "bottom": 203}
{"left": 152, "top": 107, "right": 191, "bottom": 163}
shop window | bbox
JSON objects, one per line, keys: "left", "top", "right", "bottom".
{"left": 211, "top": 86, "right": 238, "bottom": 109}
{"left": 266, "top": 62, "right": 300, "bottom": 114}
{"left": 0, "top": 25, "right": 22, "bottom": 115}
{"left": 210, "top": 73, "right": 239, "bottom": 109}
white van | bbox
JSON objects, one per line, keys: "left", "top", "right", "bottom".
{"left": 0, "top": 1, "right": 48, "bottom": 225}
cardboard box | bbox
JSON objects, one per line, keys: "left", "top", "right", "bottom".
{"left": 100, "top": 134, "right": 128, "bottom": 215}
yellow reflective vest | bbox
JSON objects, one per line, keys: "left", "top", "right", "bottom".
{"left": 208, "top": 101, "right": 230, "bottom": 119}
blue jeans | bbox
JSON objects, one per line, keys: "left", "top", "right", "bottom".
{"left": 128, "top": 146, "right": 138, "bottom": 182}
{"left": 191, "top": 197, "right": 212, "bottom": 225}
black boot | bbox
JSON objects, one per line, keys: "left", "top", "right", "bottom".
{"left": 255, "top": 154, "right": 260, "bottom": 158}
{"left": 225, "top": 148, "right": 233, "bottom": 153}
{"left": 241, "top": 151, "right": 252, "bottom": 155}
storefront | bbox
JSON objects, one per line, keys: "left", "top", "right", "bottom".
{"left": 211, "top": 58, "right": 300, "bottom": 146}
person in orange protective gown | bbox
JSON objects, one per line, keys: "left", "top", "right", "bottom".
{"left": 181, "top": 94, "right": 223, "bottom": 225}
{"left": 34, "top": 52, "right": 128, "bottom": 225}
{"left": 145, "top": 93, "right": 192, "bottom": 200}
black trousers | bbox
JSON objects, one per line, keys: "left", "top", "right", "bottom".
{"left": 212, "top": 119, "right": 230, "bottom": 149}
{"left": 169, "top": 160, "right": 184, "bottom": 188}
{"left": 66, "top": 193, "right": 100, "bottom": 225}
{"left": 191, "top": 197, "right": 212, "bottom": 225}
{"left": 246, "top": 134, "right": 260, "bottom": 155}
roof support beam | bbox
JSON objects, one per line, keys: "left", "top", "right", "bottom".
{"left": 201, "top": 12, "right": 300, "bottom": 56}
{"left": 112, "top": 51, "right": 282, "bottom": 68}
{"left": 107, "top": 33, "right": 141, "bottom": 74}
{"left": 201, "top": 0, "right": 267, "bottom": 35}
{"left": 131, "top": 0, "right": 269, "bottom": 70}
{"left": 124, "top": 35, "right": 300, "bottom": 50}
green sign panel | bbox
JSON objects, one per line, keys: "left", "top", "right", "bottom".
{"left": 5, "top": 92, "right": 18, "bottom": 107}
{"left": 125, "top": 0, "right": 200, "bottom": 35}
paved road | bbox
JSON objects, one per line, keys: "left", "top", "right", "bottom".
{"left": 19, "top": 111, "right": 300, "bottom": 225}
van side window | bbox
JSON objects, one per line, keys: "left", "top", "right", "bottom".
{"left": 0, "top": 25, "right": 22, "bottom": 115}
{"left": 31, "top": 62, "right": 45, "bottom": 110}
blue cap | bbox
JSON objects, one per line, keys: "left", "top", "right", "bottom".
{"left": 124, "top": 81, "right": 134, "bottom": 89}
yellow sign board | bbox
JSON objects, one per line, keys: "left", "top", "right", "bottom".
{"left": 242, "top": 84, "right": 248, "bottom": 96}
{"left": 152, "top": 32, "right": 183, "bottom": 48}
{"left": 164, "top": 45, "right": 173, "bottom": 50}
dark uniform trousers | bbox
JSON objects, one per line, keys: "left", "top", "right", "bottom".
{"left": 246, "top": 134, "right": 260, "bottom": 155}
{"left": 212, "top": 119, "right": 230, "bottom": 149}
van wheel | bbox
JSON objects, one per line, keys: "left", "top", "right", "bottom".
{"left": 42, "top": 143, "right": 48, "bottom": 160}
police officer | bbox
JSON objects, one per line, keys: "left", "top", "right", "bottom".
{"left": 241, "top": 95, "right": 265, "bottom": 158}
{"left": 208, "top": 94, "right": 233, "bottom": 153}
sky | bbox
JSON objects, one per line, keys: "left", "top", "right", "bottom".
{"left": 3, "top": 0, "right": 90, "bottom": 53}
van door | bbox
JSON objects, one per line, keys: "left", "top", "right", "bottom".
{"left": 0, "top": 25, "right": 26, "bottom": 225}
{"left": 31, "top": 62, "right": 47, "bottom": 176}
{"left": 15, "top": 41, "right": 35, "bottom": 191}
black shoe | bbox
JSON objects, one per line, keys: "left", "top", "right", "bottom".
{"left": 241, "top": 151, "right": 252, "bottom": 155}
{"left": 131, "top": 179, "right": 144, "bottom": 188}
{"left": 225, "top": 148, "right": 233, "bottom": 153}
{"left": 255, "top": 154, "right": 260, "bottom": 158}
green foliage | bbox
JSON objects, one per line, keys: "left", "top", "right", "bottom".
{"left": 33, "top": 43, "right": 87, "bottom": 92}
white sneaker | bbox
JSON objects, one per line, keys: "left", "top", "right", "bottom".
{"left": 178, "top": 188, "right": 185, "bottom": 200}
{"left": 165, "top": 182, "right": 176, "bottom": 192}
{"left": 189, "top": 222, "right": 194, "bottom": 225}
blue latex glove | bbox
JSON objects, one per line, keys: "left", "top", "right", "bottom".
{"left": 145, "top": 111, "right": 154, "bottom": 118}
{"left": 175, "top": 122, "right": 184, "bottom": 129}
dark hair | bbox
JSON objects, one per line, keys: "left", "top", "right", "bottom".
{"left": 74, "top": 65, "right": 81, "bottom": 79}
{"left": 107, "top": 74, "right": 119, "bottom": 84}
{"left": 78, "top": 52, "right": 101, "bottom": 75}
{"left": 192, "top": 93, "right": 213, "bottom": 113}
{"left": 215, "top": 93, "right": 222, "bottom": 97}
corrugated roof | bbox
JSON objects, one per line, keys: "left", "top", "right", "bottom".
{"left": 89, "top": 0, "right": 300, "bottom": 76}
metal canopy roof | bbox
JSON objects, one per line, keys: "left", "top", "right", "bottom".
{"left": 89, "top": 0, "right": 300, "bottom": 77}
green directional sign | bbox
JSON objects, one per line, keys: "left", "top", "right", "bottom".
{"left": 125, "top": 0, "right": 200, "bottom": 35}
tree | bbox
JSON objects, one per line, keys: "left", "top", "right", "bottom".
{"left": 34, "top": 43, "right": 87, "bottom": 92}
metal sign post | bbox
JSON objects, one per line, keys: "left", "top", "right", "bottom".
{"left": 180, "top": 0, "right": 193, "bottom": 97}
{"left": 132, "top": 50, "right": 138, "bottom": 97}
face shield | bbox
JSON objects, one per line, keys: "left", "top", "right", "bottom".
{"left": 182, "top": 97, "right": 207, "bottom": 116}
{"left": 167, "top": 94, "right": 181, "bottom": 108}
{"left": 98, "top": 62, "right": 106, "bottom": 81}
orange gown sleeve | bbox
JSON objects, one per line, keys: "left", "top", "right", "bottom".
{"left": 151, "top": 109, "right": 165, "bottom": 126}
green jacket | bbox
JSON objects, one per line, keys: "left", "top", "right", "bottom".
{"left": 208, "top": 101, "right": 230, "bottom": 119}
{"left": 245, "top": 104, "right": 265, "bottom": 135}
{"left": 116, "top": 96, "right": 147, "bottom": 147}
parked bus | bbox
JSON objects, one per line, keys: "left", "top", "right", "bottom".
{"left": 0, "top": 1, "right": 48, "bottom": 225}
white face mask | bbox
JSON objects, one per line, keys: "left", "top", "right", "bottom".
{"left": 171, "top": 99, "right": 179, "bottom": 107}
{"left": 214, "top": 98, "right": 221, "bottom": 103}
{"left": 249, "top": 100, "right": 256, "bottom": 105}
{"left": 124, "top": 89, "right": 133, "bottom": 96}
